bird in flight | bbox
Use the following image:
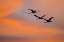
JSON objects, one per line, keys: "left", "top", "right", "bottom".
{"left": 28, "top": 9, "right": 54, "bottom": 23}
{"left": 28, "top": 9, "right": 40, "bottom": 14}
{"left": 34, "top": 14, "right": 46, "bottom": 20}
{"left": 43, "top": 17, "right": 54, "bottom": 23}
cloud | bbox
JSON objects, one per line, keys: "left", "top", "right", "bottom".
{"left": 0, "top": 0, "right": 64, "bottom": 42}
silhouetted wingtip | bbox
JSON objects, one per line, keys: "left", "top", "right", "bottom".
{"left": 28, "top": 9, "right": 31, "bottom": 10}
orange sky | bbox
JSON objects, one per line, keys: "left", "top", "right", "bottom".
{"left": 0, "top": 0, "right": 64, "bottom": 42}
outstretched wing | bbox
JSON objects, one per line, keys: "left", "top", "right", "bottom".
{"left": 49, "top": 17, "right": 54, "bottom": 20}
{"left": 34, "top": 14, "right": 38, "bottom": 17}
{"left": 28, "top": 9, "right": 32, "bottom": 10}
{"left": 42, "top": 14, "right": 46, "bottom": 18}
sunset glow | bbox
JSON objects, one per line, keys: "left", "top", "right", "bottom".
{"left": 0, "top": 0, "right": 64, "bottom": 42}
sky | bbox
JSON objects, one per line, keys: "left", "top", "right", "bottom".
{"left": 0, "top": 0, "right": 64, "bottom": 42}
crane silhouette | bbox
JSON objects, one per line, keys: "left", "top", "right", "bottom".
{"left": 34, "top": 14, "right": 46, "bottom": 20}
{"left": 43, "top": 17, "right": 54, "bottom": 23}
{"left": 28, "top": 9, "right": 40, "bottom": 14}
{"left": 28, "top": 9, "right": 54, "bottom": 23}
